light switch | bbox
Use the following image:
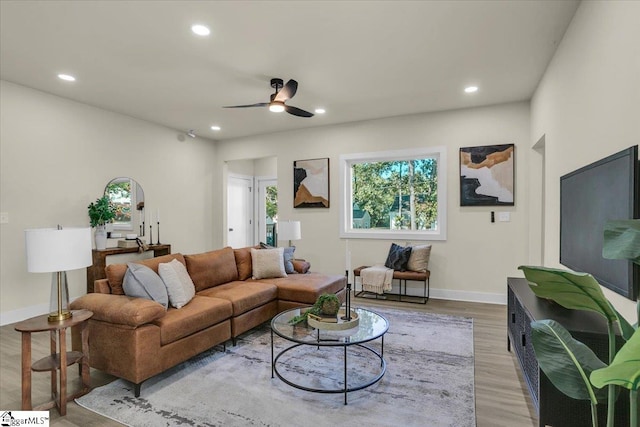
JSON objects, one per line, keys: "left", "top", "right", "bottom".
{"left": 498, "top": 212, "right": 510, "bottom": 222}
{"left": 0, "top": 212, "right": 8, "bottom": 224}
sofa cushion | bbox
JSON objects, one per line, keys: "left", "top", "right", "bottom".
{"left": 407, "top": 244, "right": 431, "bottom": 272}
{"left": 262, "top": 273, "right": 346, "bottom": 304}
{"left": 197, "top": 281, "right": 277, "bottom": 316}
{"left": 251, "top": 247, "right": 287, "bottom": 279}
{"left": 185, "top": 247, "right": 239, "bottom": 292}
{"left": 384, "top": 243, "right": 412, "bottom": 271}
{"left": 234, "top": 246, "right": 256, "bottom": 281}
{"left": 123, "top": 263, "right": 169, "bottom": 309}
{"left": 158, "top": 258, "right": 196, "bottom": 309}
{"left": 70, "top": 293, "right": 166, "bottom": 327}
{"left": 106, "top": 253, "right": 186, "bottom": 295}
{"left": 151, "top": 295, "right": 232, "bottom": 345}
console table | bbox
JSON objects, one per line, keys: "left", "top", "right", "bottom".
{"left": 86, "top": 244, "right": 171, "bottom": 293}
{"left": 507, "top": 277, "right": 630, "bottom": 427}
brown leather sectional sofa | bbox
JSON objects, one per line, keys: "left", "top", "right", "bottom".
{"left": 70, "top": 246, "right": 346, "bottom": 396}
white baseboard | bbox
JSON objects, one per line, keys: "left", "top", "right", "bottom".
{"left": 429, "top": 288, "right": 506, "bottom": 305}
{"left": 1, "top": 297, "right": 80, "bottom": 326}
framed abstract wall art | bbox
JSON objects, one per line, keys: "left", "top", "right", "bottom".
{"left": 459, "top": 144, "right": 514, "bottom": 206}
{"left": 293, "top": 158, "right": 330, "bottom": 208}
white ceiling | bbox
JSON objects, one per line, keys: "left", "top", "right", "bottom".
{"left": 0, "top": 1, "right": 579, "bottom": 141}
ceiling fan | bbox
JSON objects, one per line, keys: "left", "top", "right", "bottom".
{"left": 223, "top": 78, "right": 314, "bottom": 118}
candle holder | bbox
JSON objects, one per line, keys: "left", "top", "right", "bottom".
{"left": 341, "top": 281, "right": 352, "bottom": 321}
{"left": 149, "top": 224, "right": 153, "bottom": 246}
{"left": 142, "top": 221, "right": 145, "bottom": 237}
{"left": 156, "top": 222, "right": 161, "bottom": 245}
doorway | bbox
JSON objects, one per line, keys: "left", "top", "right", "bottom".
{"left": 256, "top": 178, "right": 278, "bottom": 245}
{"left": 227, "top": 174, "right": 253, "bottom": 248}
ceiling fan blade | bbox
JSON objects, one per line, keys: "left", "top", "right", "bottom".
{"left": 274, "top": 79, "right": 298, "bottom": 102}
{"left": 285, "top": 105, "right": 314, "bottom": 118}
{"left": 223, "top": 103, "right": 269, "bottom": 108}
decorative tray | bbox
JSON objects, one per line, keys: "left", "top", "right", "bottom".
{"left": 307, "top": 308, "right": 359, "bottom": 331}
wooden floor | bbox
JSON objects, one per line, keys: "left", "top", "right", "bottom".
{"left": 0, "top": 297, "right": 538, "bottom": 426}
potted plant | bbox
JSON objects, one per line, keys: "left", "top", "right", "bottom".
{"left": 88, "top": 196, "right": 116, "bottom": 250}
{"left": 519, "top": 219, "right": 640, "bottom": 427}
{"left": 289, "top": 293, "right": 341, "bottom": 325}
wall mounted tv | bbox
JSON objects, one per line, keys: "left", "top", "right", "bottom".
{"left": 560, "top": 145, "right": 639, "bottom": 300}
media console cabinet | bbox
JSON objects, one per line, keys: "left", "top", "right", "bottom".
{"left": 507, "top": 277, "right": 631, "bottom": 427}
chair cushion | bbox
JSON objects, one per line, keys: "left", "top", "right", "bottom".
{"left": 185, "top": 247, "right": 239, "bottom": 291}
{"left": 158, "top": 258, "right": 196, "bottom": 309}
{"left": 123, "top": 263, "right": 169, "bottom": 309}
{"left": 152, "top": 295, "right": 232, "bottom": 345}
{"left": 197, "top": 281, "right": 277, "bottom": 316}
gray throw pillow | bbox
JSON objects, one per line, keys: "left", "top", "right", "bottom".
{"left": 123, "top": 262, "right": 169, "bottom": 309}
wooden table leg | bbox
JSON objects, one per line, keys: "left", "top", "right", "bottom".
{"left": 49, "top": 330, "right": 57, "bottom": 404}
{"left": 80, "top": 321, "right": 91, "bottom": 391}
{"left": 21, "top": 332, "right": 32, "bottom": 410}
{"left": 59, "top": 328, "right": 67, "bottom": 416}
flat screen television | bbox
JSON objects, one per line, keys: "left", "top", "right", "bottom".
{"left": 560, "top": 145, "right": 639, "bottom": 300}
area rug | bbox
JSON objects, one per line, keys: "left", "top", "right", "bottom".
{"left": 76, "top": 307, "right": 475, "bottom": 426}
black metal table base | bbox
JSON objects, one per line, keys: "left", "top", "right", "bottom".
{"left": 270, "top": 329, "right": 386, "bottom": 405}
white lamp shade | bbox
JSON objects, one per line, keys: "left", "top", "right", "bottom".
{"left": 278, "top": 221, "right": 301, "bottom": 242}
{"left": 25, "top": 227, "right": 92, "bottom": 273}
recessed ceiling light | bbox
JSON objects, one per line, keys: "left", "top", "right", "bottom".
{"left": 210, "top": 125, "right": 221, "bottom": 131}
{"left": 464, "top": 86, "right": 478, "bottom": 93}
{"left": 314, "top": 108, "right": 326, "bottom": 114}
{"left": 191, "top": 24, "right": 210, "bottom": 36}
{"left": 58, "top": 74, "right": 76, "bottom": 82}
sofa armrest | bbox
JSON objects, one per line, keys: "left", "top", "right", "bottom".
{"left": 70, "top": 293, "right": 166, "bottom": 327}
{"left": 292, "top": 259, "right": 311, "bottom": 274}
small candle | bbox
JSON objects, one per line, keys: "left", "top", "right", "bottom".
{"left": 156, "top": 209, "right": 160, "bottom": 223}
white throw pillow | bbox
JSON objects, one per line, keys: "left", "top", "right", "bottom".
{"left": 407, "top": 244, "right": 432, "bottom": 272}
{"left": 158, "top": 258, "right": 196, "bottom": 309}
{"left": 251, "top": 247, "right": 287, "bottom": 279}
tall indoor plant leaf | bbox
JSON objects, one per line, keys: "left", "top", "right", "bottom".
{"left": 591, "top": 329, "right": 640, "bottom": 427}
{"left": 603, "top": 220, "right": 640, "bottom": 265}
{"left": 532, "top": 319, "right": 609, "bottom": 402}
{"left": 518, "top": 266, "right": 618, "bottom": 322}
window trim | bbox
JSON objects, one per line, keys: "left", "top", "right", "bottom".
{"left": 339, "top": 146, "right": 447, "bottom": 240}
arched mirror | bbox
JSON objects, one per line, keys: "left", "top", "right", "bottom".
{"left": 104, "top": 177, "right": 144, "bottom": 234}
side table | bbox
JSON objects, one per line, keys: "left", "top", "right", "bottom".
{"left": 14, "top": 309, "right": 93, "bottom": 415}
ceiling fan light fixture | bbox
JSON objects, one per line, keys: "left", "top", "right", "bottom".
{"left": 269, "top": 102, "right": 285, "bottom": 113}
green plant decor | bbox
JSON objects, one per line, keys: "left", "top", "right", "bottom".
{"left": 88, "top": 196, "right": 116, "bottom": 227}
{"left": 289, "top": 293, "right": 341, "bottom": 325}
{"left": 518, "top": 219, "right": 640, "bottom": 427}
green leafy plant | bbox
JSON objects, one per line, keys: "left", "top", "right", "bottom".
{"left": 289, "top": 293, "right": 341, "bottom": 325}
{"left": 87, "top": 196, "right": 116, "bottom": 227}
{"left": 518, "top": 219, "right": 640, "bottom": 427}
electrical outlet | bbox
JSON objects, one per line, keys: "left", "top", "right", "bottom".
{"left": 498, "top": 212, "right": 510, "bottom": 222}
{"left": 0, "top": 212, "right": 8, "bottom": 224}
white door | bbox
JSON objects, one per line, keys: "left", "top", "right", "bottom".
{"left": 227, "top": 175, "right": 253, "bottom": 248}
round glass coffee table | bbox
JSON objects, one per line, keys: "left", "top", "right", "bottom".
{"left": 270, "top": 306, "right": 389, "bottom": 404}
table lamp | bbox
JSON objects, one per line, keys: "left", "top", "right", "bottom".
{"left": 25, "top": 227, "right": 92, "bottom": 322}
{"left": 278, "top": 220, "right": 301, "bottom": 247}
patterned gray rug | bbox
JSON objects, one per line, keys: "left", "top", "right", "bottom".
{"left": 76, "top": 307, "right": 475, "bottom": 426}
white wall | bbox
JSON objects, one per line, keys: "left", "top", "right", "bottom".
{"left": 215, "top": 102, "right": 531, "bottom": 303}
{"left": 0, "top": 81, "right": 218, "bottom": 324}
{"left": 531, "top": 1, "right": 640, "bottom": 321}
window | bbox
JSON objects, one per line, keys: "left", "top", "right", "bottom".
{"left": 340, "top": 146, "right": 447, "bottom": 240}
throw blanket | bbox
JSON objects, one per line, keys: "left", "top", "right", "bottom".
{"left": 361, "top": 265, "right": 394, "bottom": 294}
